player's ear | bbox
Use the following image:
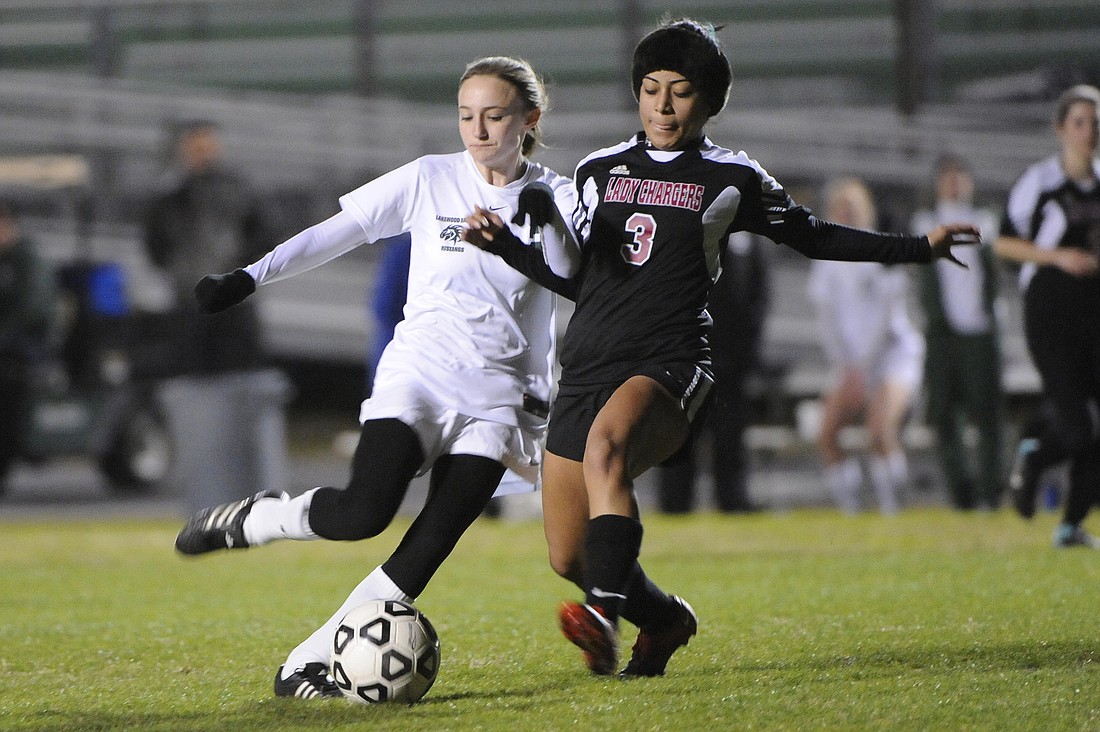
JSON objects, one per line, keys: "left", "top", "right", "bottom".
{"left": 524, "top": 106, "right": 541, "bottom": 131}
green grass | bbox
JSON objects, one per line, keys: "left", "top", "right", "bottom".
{"left": 1, "top": 509, "right": 1097, "bottom": 731}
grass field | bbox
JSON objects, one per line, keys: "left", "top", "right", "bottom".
{"left": 1, "top": 508, "right": 1097, "bottom": 731}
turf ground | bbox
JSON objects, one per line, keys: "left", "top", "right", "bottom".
{"left": 1, "top": 508, "right": 1096, "bottom": 731}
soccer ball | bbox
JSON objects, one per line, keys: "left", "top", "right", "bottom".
{"left": 330, "top": 599, "right": 441, "bottom": 704}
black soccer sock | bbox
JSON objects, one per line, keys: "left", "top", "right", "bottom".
{"left": 382, "top": 453, "right": 504, "bottom": 597}
{"left": 619, "top": 563, "right": 676, "bottom": 630}
{"left": 583, "top": 514, "right": 643, "bottom": 623}
{"left": 1064, "top": 449, "right": 1100, "bottom": 526}
{"left": 308, "top": 419, "right": 423, "bottom": 541}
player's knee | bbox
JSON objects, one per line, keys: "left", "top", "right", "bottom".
{"left": 311, "top": 488, "right": 397, "bottom": 541}
{"left": 547, "top": 550, "right": 582, "bottom": 585}
{"left": 583, "top": 430, "right": 627, "bottom": 481}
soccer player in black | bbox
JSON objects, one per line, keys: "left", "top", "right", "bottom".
{"left": 995, "top": 84, "right": 1100, "bottom": 548}
{"left": 466, "top": 18, "right": 979, "bottom": 676}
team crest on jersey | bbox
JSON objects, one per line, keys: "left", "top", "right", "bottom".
{"left": 439, "top": 223, "right": 466, "bottom": 252}
{"left": 604, "top": 176, "right": 704, "bottom": 211}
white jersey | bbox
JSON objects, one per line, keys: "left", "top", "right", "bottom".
{"left": 911, "top": 201, "right": 999, "bottom": 335}
{"left": 807, "top": 260, "right": 925, "bottom": 387}
{"left": 244, "top": 151, "right": 576, "bottom": 479}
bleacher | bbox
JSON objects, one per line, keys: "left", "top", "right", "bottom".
{"left": 2, "top": 0, "right": 1097, "bottom": 107}
{"left": 0, "top": 0, "right": 1085, "bottom": 429}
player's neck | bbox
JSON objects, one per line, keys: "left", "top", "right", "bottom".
{"left": 476, "top": 158, "right": 528, "bottom": 187}
{"left": 1061, "top": 152, "right": 1096, "bottom": 183}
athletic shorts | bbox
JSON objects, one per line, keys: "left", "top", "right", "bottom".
{"left": 546, "top": 361, "right": 714, "bottom": 462}
{"left": 359, "top": 385, "right": 541, "bottom": 495}
{"left": 827, "top": 336, "right": 924, "bottom": 394}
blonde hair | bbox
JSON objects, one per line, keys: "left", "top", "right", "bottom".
{"left": 460, "top": 56, "right": 548, "bottom": 157}
{"left": 823, "top": 177, "right": 877, "bottom": 230}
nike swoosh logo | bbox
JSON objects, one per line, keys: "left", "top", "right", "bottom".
{"left": 489, "top": 205, "right": 507, "bottom": 211}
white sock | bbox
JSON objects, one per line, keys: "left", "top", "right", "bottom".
{"left": 886, "top": 450, "right": 909, "bottom": 486}
{"left": 869, "top": 455, "right": 901, "bottom": 515}
{"left": 243, "top": 488, "right": 321, "bottom": 546}
{"left": 281, "top": 566, "right": 414, "bottom": 678}
{"left": 825, "top": 457, "right": 862, "bottom": 514}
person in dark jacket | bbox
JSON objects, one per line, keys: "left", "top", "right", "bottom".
{"left": 0, "top": 202, "right": 57, "bottom": 480}
{"left": 912, "top": 154, "right": 1005, "bottom": 510}
{"left": 143, "top": 120, "right": 276, "bottom": 374}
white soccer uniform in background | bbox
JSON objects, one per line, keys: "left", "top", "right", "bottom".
{"left": 807, "top": 260, "right": 925, "bottom": 390}
{"left": 245, "top": 150, "right": 577, "bottom": 489}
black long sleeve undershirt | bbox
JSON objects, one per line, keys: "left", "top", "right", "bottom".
{"left": 479, "top": 228, "right": 579, "bottom": 301}
{"left": 774, "top": 209, "right": 932, "bottom": 264}
{"left": 479, "top": 209, "right": 932, "bottom": 301}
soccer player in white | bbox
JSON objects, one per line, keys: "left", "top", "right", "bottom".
{"left": 808, "top": 178, "right": 925, "bottom": 515}
{"left": 174, "top": 56, "right": 579, "bottom": 698}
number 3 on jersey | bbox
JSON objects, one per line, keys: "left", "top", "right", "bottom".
{"left": 622, "top": 212, "right": 656, "bottom": 265}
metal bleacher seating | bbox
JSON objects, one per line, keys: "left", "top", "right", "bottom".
{"left": 1, "top": 0, "right": 1092, "bottom": 452}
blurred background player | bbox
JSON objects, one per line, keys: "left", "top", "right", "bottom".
{"left": 994, "top": 84, "right": 1100, "bottom": 548}
{"left": 807, "top": 177, "right": 925, "bottom": 515}
{"left": 911, "top": 153, "right": 1005, "bottom": 511}
{"left": 143, "top": 119, "right": 277, "bottom": 374}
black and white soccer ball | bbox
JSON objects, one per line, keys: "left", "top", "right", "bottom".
{"left": 330, "top": 599, "right": 441, "bottom": 704}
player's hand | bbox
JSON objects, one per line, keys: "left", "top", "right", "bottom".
{"left": 463, "top": 206, "right": 508, "bottom": 253}
{"left": 194, "top": 268, "right": 256, "bottom": 313}
{"left": 510, "top": 182, "right": 556, "bottom": 228}
{"left": 927, "top": 224, "right": 981, "bottom": 269}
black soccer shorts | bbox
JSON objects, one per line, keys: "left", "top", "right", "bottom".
{"left": 546, "top": 361, "right": 714, "bottom": 462}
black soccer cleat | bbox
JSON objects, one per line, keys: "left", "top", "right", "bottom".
{"left": 174, "top": 489, "right": 286, "bottom": 555}
{"left": 620, "top": 595, "right": 697, "bottom": 677}
{"left": 274, "top": 663, "right": 343, "bottom": 699}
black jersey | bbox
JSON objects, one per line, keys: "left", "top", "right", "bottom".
{"left": 1001, "top": 154, "right": 1100, "bottom": 292}
{"left": 557, "top": 133, "right": 932, "bottom": 391}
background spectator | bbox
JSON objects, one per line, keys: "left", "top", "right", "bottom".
{"left": 911, "top": 154, "right": 1005, "bottom": 510}
{"left": 657, "top": 231, "right": 770, "bottom": 514}
{"left": 0, "top": 202, "right": 58, "bottom": 480}
{"left": 143, "top": 120, "right": 277, "bottom": 374}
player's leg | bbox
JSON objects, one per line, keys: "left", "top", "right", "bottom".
{"left": 926, "top": 334, "right": 973, "bottom": 509}
{"left": 276, "top": 452, "right": 503, "bottom": 695}
{"left": 1044, "top": 336, "right": 1100, "bottom": 548}
{"left": 175, "top": 418, "right": 422, "bottom": 554}
{"left": 381, "top": 453, "right": 505, "bottom": 595}
{"left": 542, "top": 450, "right": 589, "bottom": 587}
{"left": 543, "top": 449, "right": 622, "bottom": 673}
{"left": 1013, "top": 283, "right": 1075, "bottom": 518}
{"left": 576, "top": 375, "right": 698, "bottom": 675}
{"left": 865, "top": 378, "right": 914, "bottom": 515}
{"left": 818, "top": 368, "right": 866, "bottom": 513}
{"left": 306, "top": 418, "right": 424, "bottom": 540}
{"left": 964, "top": 334, "right": 1006, "bottom": 508}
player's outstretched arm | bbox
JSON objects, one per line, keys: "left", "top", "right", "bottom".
{"left": 774, "top": 206, "right": 979, "bottom": 266}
